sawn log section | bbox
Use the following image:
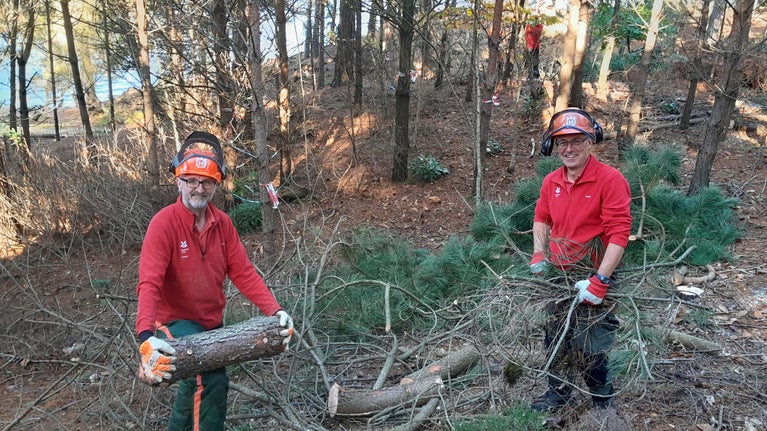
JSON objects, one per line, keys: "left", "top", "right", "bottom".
{"left": 328, "top": 344, "right": 480, "bottom": 416}
{"left": 161, "top": 316, "right": 286, "bottom": 384}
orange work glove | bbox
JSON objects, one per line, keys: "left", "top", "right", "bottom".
{"left": 274, "top": 310, "right": 294, "bottom": 350}
{"left": 138, "top": 336, "right": 177, "bottom": 384}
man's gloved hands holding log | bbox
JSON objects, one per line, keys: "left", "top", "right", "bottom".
{"left": 138, "top": 336, "right": 177, "bottom": 385}
{"left": 274, "top": 310, "right": 294, "bottom": 350}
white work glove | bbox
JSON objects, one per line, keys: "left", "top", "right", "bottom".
{"left": 574, "top": 276, "right": 609, "bottom": 306}
{"left": 530, "top": 251, "right": 548, "bottom": 275}
{"left": 274, "top": 310, "right": 294, "bottom": 349}
{"left": 138, "top": 336, "right": 177, "bottom": 385}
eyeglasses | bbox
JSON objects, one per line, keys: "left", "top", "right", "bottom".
{"left": 179, "top": 177, "right": 217, "bottom": 189}
{"left": 555, "top": 137, "right": 590, "bottom": 148}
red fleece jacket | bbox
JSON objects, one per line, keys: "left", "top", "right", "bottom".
{"left": 534, "top": 155, "right": 632, "bottom": 268}
{"left": 136, "top": 197, "right": 281, "bottom": 336}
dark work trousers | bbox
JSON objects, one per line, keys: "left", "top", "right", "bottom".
{"left": 543, "top": 291, "right": 620, "bottom": 405}
{"left": 525, "top": 47, "right": 540, "bottom": 78}
{"left": 156, "top": 320, "right": 229, "bottom": 431}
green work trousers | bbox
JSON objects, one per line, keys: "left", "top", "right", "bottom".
{"left": 157, "top": 320, "right": 229, "bottom": 431}
{"left": 543, "top": 297, "right": 620, "bottom": 404}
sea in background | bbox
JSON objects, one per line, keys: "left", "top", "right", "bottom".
{"left": 0, "top": 16, "right": 312, "bottom": 123}
{"left": 0, "top": 67, "right": 142, "bottom": 116}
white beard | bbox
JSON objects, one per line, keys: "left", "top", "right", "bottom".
{"left": 186, "top": 194, "right": 210, "bottom": 210}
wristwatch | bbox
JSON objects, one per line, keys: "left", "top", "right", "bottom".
{"left": 595, "top": 273, "right": 613, "bottom": 286}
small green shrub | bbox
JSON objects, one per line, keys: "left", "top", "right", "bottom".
{"left": 232, "top": 171, "right": 260, "bottom": 202}
{"left": 228, "top": 202, "right": 262, "bottom": 234}
{"left": 410, "top": 154, "right": 449, "bottom": 182}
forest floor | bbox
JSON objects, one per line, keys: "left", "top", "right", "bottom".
{"left": 2, "top": 41, "right": 767, "bottom": 431}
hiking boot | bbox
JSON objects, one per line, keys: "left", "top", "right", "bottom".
{"left": 531, "top": 390, "right": 573, "bottom": 412}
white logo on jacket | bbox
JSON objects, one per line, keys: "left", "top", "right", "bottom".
{"left": 180, "top": 240, "right": 189, "bottom": 258}
{"left": 554, "top": 186, "right": 561, "bottom": 198}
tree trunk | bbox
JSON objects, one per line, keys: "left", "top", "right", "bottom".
{"left": 247, "top": 0, "right": 278, "bottom": 266}
{"left": 276, "top": 0, "right": 292, "bottom": 183}
{"left": 555, "top": 0, "right": 580, "bottom": 110}
{"left": 476, "top": 0, "right": 504, "bottom": 202}
{"left": 618, "top": 0, "right": 663, "bottom": 156}
{"left": 334, "top": 0, "right": 355, "bottom": 86}
{"left": 435, "top": 0, "right": 457, "bottom": 89}
{"left": 61, "top": 0, "right": 93, "bottom": 164}
{"left": 16, "top": 3, "right": 34, "bottom": 154}
{"left": 354, "top": 0, "right": 363, "bottom": 105}
{"left": 391, "top": 0, "right": 416, "bottom": 182}
{"left": 315, "top": 0, "right": 326, "bottom": 89}
{"left": 434, "top": 25, "right": 449, "bottom": 89}
{"left": 101, "top": 0, "right": 115, "bottom": 134}
{"left": 501, "top": 0, "right": 522, "bottom": 85}
{"left": 45, "top": 0, "right": 61, "bottom": 141}
{"left": 304, "top": 0, "right": 313, "bottom": 57}
{"left": 212, "top": 0, "right": 237, "bottom": 209}
{"left": 419, "top": 0, "right": 434, "bottom": 80}
{"left": 706, "top": 0, "right": 725, "bottom": 49}
{"left": 135, "top": 0, "right": 159, "bottom": 187}
{"left": 9, "top": 0, "right": 19, "bottom": 134}
{"left": 681, "top": 0, "right": 711, "bottom": 129}
{"left": 596, "top": 36, "right": 615, "bottom": 102}
{"left": 688, "top": 0, "right": 754, "bottom": 195}
{"left": 166, "top": 3, "right": 185, "bottom": 147}
{"left": 596, "top": 0, "right": 620, "bottom": 102}
{"left": 328, "top": 345, "right": 480, "bottom": 416}
{"left": 567, "top": 0, "right": 590, "bottom": 108}
{"left": 156, "top": 316, "right": 287, "bottom": 385}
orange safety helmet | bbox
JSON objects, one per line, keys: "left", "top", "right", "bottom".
{"left": 174, "top": 150, "right": 223, "bottom": 182}
{"left": 540, "top": 108, "right": 603, "bottom": 156}
{"left": 169, "top": 131, "right": 227, "bottom": 181}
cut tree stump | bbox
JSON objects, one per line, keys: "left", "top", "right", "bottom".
{"left": 158, "top": 316, "right": 287, "bottom": 385}
{"left": 328, "top": 344, "right": 480, "bottom": 417}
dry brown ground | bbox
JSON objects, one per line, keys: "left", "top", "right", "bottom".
{"left": 2, "top": 55, "right": 767, "bottom": 431}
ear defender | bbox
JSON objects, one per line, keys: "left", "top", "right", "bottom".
{"left": 169, "top": 131, "right": 227, "bottom": 179}
{"left": 540, "top": 108, "right": 603, "bottom": 156}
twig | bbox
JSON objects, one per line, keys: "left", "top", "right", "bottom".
{"left": 628, "top": 297, "right": 654, "bottom": 380}
{"left": 540, "top": 296, "right": 579, "bottom": 377}
{"left": 2, "top": 364, "right": 82, "bottom": 431}
{"left": 374, "top": 333, "right": 398, "bottom": 390}
{"left": 386, "top": 397, "right": 442, "bottom": 431}
{"left": 621, "top": 245, "right": 697, "bottom": 272}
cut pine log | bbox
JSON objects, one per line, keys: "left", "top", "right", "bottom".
{"left": 328, "top": 376, "right": 443, "bottom": 417}
{"left": 159, "top": 316, "right": 286, "bottom": 384}
{"left": 665, "top": 329, "right": 722, "bottom": 353}
{"left": 328, "top": 344, "right": 480, "bottom": 417}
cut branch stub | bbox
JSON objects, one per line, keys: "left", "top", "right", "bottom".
{"left": 158, "top": 316, "right": 286, "bottom": 385}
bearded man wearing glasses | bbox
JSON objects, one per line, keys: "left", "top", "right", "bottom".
{"left": 134, "top": 131, "right": 293, "bottom": 430}
{"left": 528, "top": 108, "right": 632, "bottom": 414}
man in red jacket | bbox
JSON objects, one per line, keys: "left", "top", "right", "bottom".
{"left": 525, "top": 18, "right": 543, "bottom": 79}
{"left": 135, "top": 131, "right": 293, "bottom": 430}
{"left": 529, "top": 108, "right": 632, "bottom": 412}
